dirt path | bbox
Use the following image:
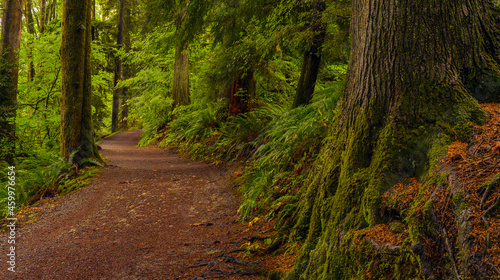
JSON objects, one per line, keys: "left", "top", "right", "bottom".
{"left": 0, "top": 130, "right": 266, "bottom": 279}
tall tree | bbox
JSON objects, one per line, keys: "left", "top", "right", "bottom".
{"left": 60, "top": 0, "right": 100, "bottom": 163}
{"left": 119, "top": 2, "right": 132, "bottom": 129}
{"left": 24, "top": 0, "right": 37, "bottom": 82}
{"left": 292, "top": 1, "right": 326, "bottom": 108}
{"left": 111, "top": 0, "right": 126, "bottom": 132}
{"left": 0, "top": 0, "right": 25, "bottom": 163}
{"left": 172, "top": 44, "right": 190, "bottom": 109}
{"left": 217, "top": 0, "right": 255, "bottom": 116}
{"left": 39, "top": 0, "right": 47, "bottom": 33}
{"left": 171, "top": 3, "right": 191, "bottom": 111}
{"left": 289, "top": 0, "right": 500, "bottom": 279}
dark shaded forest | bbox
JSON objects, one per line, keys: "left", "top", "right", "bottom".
{"left": 2, "top": 0, "right": 500, "bottom": 279}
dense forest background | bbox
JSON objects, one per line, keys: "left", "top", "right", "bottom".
{"left": 0, "top": 0, "right": 350, "bottom": 222}
{"left": 2, "top": 0, "right": 500, "bottom": 279}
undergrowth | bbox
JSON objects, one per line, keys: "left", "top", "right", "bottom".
{"left": 0, "top": 149, "right": 102, "bottom": 219}
{"left": 159, "top": 81, "right": 342, "bottom": 222}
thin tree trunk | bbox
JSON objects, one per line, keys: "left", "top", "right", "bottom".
{"left": 25, "top": 0, "right": 36, "bottom": 82}
{"left": 49, "top": 0, "right": 57, "bottom": 21}
{"left": 217, "top": 0, "right": 254, "bottom": 116}
{"left": 289, "top": 0, "right": 500, "bottom": 279}
{"left": 111, "top": 0, "right": 125, "bottom": 132}
{"left": 60, "top": 0, "right": 100, "bottom": 163}
{"left": 0, "top": 0, "right": 24, "bottom": 163}
{"left": 39, "top": 0, "right": 46, "bottom": 33}
{"left": 228, "top": 71, "right": 255, "bottom": 116}
{"left": 172, "top": 44, "right": 190, "bottom": 110}
{"left": 119, "top": 3, "right": 131, "bottom": 129}
{"left": 91, "top": 0, "right": 96, "bottom": 41}
{"left": 292, "top": 1, "right": 326, "bottom": 108}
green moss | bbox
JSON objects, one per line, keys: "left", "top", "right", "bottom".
{"left": 57, "top": 166, "right": 101, "bottom": 194}
{"left": 451, "top": 191, "right": 470, "bottom": 211}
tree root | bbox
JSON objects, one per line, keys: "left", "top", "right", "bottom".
{"left": 187, "top": 260, "right": 218, "bottom": 269}
{"left": 442, "top": 227, "right": 461, "bottom": 280}
{"left": 486, "top": 262, "right": 500, "bottom": 276}
{"left": 480, "top": 177, "right": 499, "bottom": 210}
{"left": 482, "top": 191, "right": 500, "bottom": 218}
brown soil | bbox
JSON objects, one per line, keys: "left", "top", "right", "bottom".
{"left": 0, "top": 130, "right": 289, "bottom": 279}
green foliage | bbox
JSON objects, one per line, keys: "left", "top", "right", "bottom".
{"left": 0, "top": 148, "right": 100, "bottom": 218}
{"left": 162, "top": 79, "right": 342, "bottom": 220}
{"left": 123, "top": 30, "right": 176, "bottom": 146}
{"left": 237, "top": 83, "right": 341, "bottom": 219}
{"left": 160, "top": 102, "right": 224, "bottom": 151}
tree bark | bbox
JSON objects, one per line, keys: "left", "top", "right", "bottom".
{"left": 0, "top": 0, "right": 24, "bottom": 163}
{"left": 25, "top": 0, "right": 37, "bottom": 82}
{"left": 172, "top": 44, "right": 190, "bottom": 110}
{"left": 112, "top": 0, "right": 125, "bottom": 132}
{"left": 60, "top": 0, "right": 100, "bottom": 163}
{"left": 49, "top": 0, "right": 57, "bottom": 21}
{"left": 39, "top": 0, "right": 46, "bottom": 33}
{"left": 217, "top": 0, "right": 255, "bottom": 116}
{"left": 119, "top": 4, "right": 132, "bottom": 129}
{"left": 289, "top": 0, "right": 500, "bottom": 279}
{"left": 292, "top": 1, "right": 326, "bottom": 108}
{"left": 228, "top": 71, "right": 255, "bottom": 116}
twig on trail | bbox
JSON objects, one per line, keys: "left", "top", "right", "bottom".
{"left": 228, "top": 269, "right": 259, "bottom": 276}
{"left": 201, "top": 268, "right": 259, "bottom": 279}
{"left": 228, "top": 248, "right": 246, "bottom": 254}
{"left": 187, "top": 260, "right": 218, "bottom": 269}
{"left": 222, "top": 253, "right": 249, "bottom": 265}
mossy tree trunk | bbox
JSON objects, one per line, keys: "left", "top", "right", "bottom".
{"left": 25, "top": 0, "right": 37, "bottom": 82}
{"left": 39, "top": 0, "right": 47, "bottom": 33}
{"left": 0, "top": 0, "right": 24, "bottom": 164}
{"left": 172, "top": 44, "right": 190, "bottom": 110}
{"left": 60, "top": 0, "right": 100, "bottom": 164}
{"left": 49, "top": 0, "right": 57, "bottom": 22}
{"left": 292, "top": 1, "right": 326, "bottom": 109}
{"left": 112, "top": 0, "right": 126, "bottom": 132}
{"left": 288, "top": 0, "right": 500, "bottom": 279}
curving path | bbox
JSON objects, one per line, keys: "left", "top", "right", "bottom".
{"left": 0, "top": 130, "right": 259, "bottom": 279}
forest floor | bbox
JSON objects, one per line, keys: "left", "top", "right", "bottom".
{"left": 0, "top": 130, "right": 294, "bottom": 279}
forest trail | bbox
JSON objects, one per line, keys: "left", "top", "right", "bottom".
{"left": 0, "top": 130, "right": 267, "bottom": 279}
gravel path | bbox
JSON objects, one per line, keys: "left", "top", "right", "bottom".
{"left": 0, "top": 130, "right": 259, "bottom": 279}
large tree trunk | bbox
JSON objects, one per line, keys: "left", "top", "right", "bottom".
{"left": 0, "top": 0, "right": 24, "bottom": 164}
{"left": 288, "top": 0, "right": 500, "bottom": 279}
{"left": 60, "top": 0, "right": 100, "bottom": 164}
{"left": 111, "top": 0, "right": 125, "bottom": 132}
{"left": 292, "top": 1, "right": 326, "bottom": 108}
{"left": 172, "top": 44, "right": 190, "bottom": 110}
